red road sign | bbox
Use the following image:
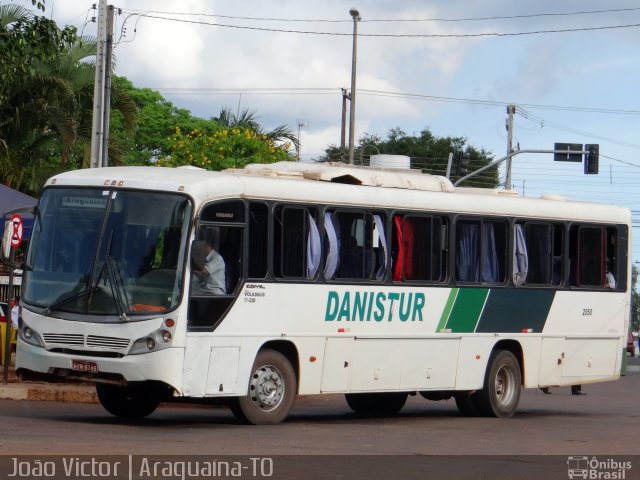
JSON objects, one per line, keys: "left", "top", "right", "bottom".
{"left": 9, "top": 214, "right": 23, "bottom": 249}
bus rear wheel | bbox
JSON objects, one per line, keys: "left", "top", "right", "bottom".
{"left": 475, "top": 349, "right": 522, "bottom": 418}
{"left": 230, "top": 349, "right": 297, "bottom": 425}
{"left": 345, "top": 392, "right": 408, "bottom": 416}
{"left": 96, "top": 382, "right": 163, "bottom": 419}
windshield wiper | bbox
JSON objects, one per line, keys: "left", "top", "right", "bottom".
{"left": 104, "top": 254, "right": 130, "bottom": 322}
{"left": 45, "top": 279, "right": 101, "bottom": 314}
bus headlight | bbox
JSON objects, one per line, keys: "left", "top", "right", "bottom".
{"left": 20, "top": 323, "right": 44, "bottom": 347}
{"left": 129, "top": 326, "right": 174, "bottom": 355}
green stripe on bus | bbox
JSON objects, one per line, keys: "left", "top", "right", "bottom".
{"left": 436, "top": 288, "right": 459, "bottom": 332}
{"left": 476, "top": 289, "right": 555, "bottom": 333}
{"left": 444, "top": 288, "right": 489, "bottom": 333}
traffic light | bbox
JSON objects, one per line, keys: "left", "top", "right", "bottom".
{"left": 456, "top": 152, "right": 469, "bottom": 176}
{"left": 584, "top": 144, "right": 599, "bottom": 174}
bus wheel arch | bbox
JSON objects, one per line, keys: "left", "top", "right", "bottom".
{"left": 475, "top": 347, "right": 522, "bottom": 418}
{"left": 230, "top": 345, "right": 298, "bottom": 425}
{"left": 492, "top": 339, "right": 524, "bottom": 385}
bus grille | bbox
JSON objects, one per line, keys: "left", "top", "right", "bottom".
{"left": 43, "top": 334, "right": 83, "bottom": 345}
{"left": 86, "top": 335, "right": 130, "bottom": 349}
{"left": 42, "top": 333, "right": 130, "bottom": 350}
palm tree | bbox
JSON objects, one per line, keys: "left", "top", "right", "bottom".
{"left": 0, "top": 7, "right": 136, "bottom": 194}
{"left": 216, "top": 108, "right": 297, "bottom": 148}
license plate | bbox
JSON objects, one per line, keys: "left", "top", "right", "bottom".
{"left": 71, "top": 359, "right": 98, "bottom": 373}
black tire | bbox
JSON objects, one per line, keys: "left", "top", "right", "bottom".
{"left": 96, "top": 382, "right": 163, "bottom": 419}
{"left": 454, "top": 391, "right": 480, "bottom": 417}
{"left": 345, "top": 392, "right": 408, "bottom": 416}
{"left": 230, "top": 349, "right": 297, "bottom": 425}
{"left": 475, "top": 350, "right": 522, "bottom": 418}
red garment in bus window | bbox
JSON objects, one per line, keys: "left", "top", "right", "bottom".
{"left": 403, "top": 218, "right": 415, "bottom": 279}
{"left": 393, "top": 216, "right": 403, "bottom": 281}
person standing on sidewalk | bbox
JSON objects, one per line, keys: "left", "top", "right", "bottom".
{"left": 10, "top": 296, "right": 19, "bottom": 330}
{"left": 10, "top": 296, "right": 20, "bottom": 353}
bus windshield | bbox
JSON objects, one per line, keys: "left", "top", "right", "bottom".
{"left": 23, "top": 188, "right": 193, "bottom": 319}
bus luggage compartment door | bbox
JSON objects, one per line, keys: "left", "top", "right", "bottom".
{"left": 320, "top": 338, "right": 353, "bottom": 393}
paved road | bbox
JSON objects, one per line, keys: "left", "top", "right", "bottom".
{"left": 0, "top": 361, "right": 638, "bottom": 479}
{"left": 0, "top": 368, "right": 638, "bottom": 455}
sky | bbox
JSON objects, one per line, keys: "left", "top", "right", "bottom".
{"left": 16, "top": 0, "right": 640, "bottom": 259}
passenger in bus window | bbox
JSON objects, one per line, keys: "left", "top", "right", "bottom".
{"left": 605, "top": 258, "right": 616, "bottom": 289}
{"left": 192, "top": 229, "right": 226, "bottom": 295}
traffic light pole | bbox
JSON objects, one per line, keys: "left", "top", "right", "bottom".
{"left": 452, "top": 148, "right": 589, "bottom": 187}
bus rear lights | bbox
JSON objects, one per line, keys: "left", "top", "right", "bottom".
{"left": 521, "top": 328, "right": 533, "bottom": 333}
{"left": 161, "top": 331, "right": 172, "bottom": 343}
{"left": 146, "top": 338, "right": 156, "bottom": 350}
{"left": 165, "top": 319, "right": 175, "bottom": 328}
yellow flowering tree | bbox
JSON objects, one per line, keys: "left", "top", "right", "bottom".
{"left": 157, "top": 126, "right": 292, "bottom": 170}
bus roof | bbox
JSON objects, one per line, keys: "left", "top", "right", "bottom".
{"left": 46, "top": 163, "right": 630, "bottom": 224}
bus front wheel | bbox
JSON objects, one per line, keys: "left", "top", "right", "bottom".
{"left": 475, "top": 349, "right": 522, "bottom": 418}
{"left": 230, "top": 349, "right": 297, "bottom": 425}
{"left": 96, "top": 382, "right": 163, "bottom": 419}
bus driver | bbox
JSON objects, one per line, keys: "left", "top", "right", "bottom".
{"left": 192, "top": 229, "right": 226, "bottom": 295}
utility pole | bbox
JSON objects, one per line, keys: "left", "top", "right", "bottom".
{"left": 90, "top": 0, "right": 115, "bottom": 168}
{"left": 296, "top": 122, "right": 306, "bottom": 161}
{"left": 347, "top": 8, "right": 360, "bottom": 165}
{"left": 505, "top": 104, "right": 516, "bottom": 189}
{"left": 340, "top": 88, "right": 349, "bottom": 162}
{"left": 100, "top": 5, "right": 115, "bottom": 167}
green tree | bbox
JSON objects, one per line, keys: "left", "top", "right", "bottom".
{"left": 215, "top": 108, "right": 297, "bottom": 148}
{"left": 0, "top": 6, "right": 136, "bottom": 194}
{"left": 0, "top": 5, "right": 79, "bottom": 190}
{"left": 110, "top": 77, "right": 212, "bottom": 165}
{"left": 321, "top": 127, "right": 499, "bottom": 188}
{"left": 157, "top": 125, "right": 292, "bottom": 170}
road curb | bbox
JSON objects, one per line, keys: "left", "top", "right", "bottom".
{"left": 0, "top": 383, "right": 97, "bottom": 403}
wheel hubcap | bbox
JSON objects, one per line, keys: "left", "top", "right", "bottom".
{"left": 249, "top": 365, "right": 285, "bottom": 412}
{"left": 495, "top": 365, "right": 516, "bottom": 406}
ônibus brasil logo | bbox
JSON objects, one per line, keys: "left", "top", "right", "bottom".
{"left": 567, "top": 456, "right": 632, "bottom": 479}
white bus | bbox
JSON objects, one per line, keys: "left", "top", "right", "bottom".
{"left": 15, "top": 161, "right": 631, "bottom": 424}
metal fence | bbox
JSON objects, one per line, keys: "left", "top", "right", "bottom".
{"left": 0, "top": 277, "right": 22, "bottom": 304}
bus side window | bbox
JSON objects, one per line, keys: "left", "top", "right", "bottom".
{"left": 273, "top": 206, "right": 319, "bottom": 280}
{"left": 247, "top": 202, "right": 268, "bottom": 280}
{"left": 332, "top": 211, "right": 377, "bottom": 280}
{"left": 455, "top": 219, "right": 506, "bottom": 284}
{"left": 569, "top": 225, "right": 618, "bottom": 289}
{"left": 394, "top": 214, "right": 447, "bottom": 283}
{"left": 455, "top": 220, "right": 480, "bottom": 282}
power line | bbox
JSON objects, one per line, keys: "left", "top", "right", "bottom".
{"left": 516, "top": 107, "right": 640, "bottom": 151}
{"left": 117, "top": 12, "right": 640, "bottom": 38}
{"left": 119, "top": 7, "right": 640, "bottom": 24}
{"left": 152, "top": 86, "right": 640, "bottom": 117}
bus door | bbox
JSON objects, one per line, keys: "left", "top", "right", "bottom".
{"left": 183, "top": 201, "right": 245, "bottom": 396}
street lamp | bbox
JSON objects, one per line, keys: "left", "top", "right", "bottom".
{"left": 297, "top": 122, "right": 307, "bottom": 161}
{"left": 348, "top": 7, "right": 360, "bottom": 165}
